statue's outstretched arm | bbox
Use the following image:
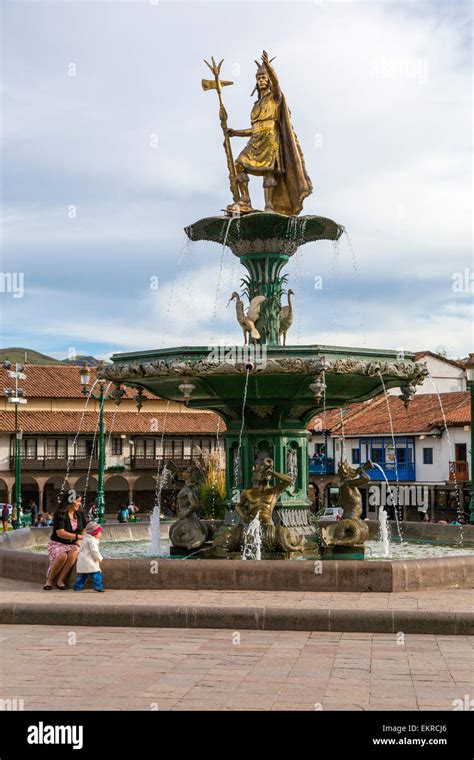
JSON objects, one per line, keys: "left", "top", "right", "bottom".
{"left": 262, "top": 50, "right": 281, "bottom": 100}
{"left": 228, "top": 128, "right": 252, "bottom": 138}
{"left": 349, "top": 472, "right": 370, "bottom": 488}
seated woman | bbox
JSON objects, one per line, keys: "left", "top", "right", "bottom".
{"left": 43, "top": 494, "right": 86, "bottom": 590}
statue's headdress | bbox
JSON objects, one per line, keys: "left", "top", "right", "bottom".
{"left": 251, "top": 56, "right": 275, "bottom": 97}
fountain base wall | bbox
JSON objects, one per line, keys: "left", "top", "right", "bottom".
{"left": 1, "top": 524, "right": 473, "bottom": 592}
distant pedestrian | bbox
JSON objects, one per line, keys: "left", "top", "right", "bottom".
{"left": 87, "top": 502, "right": 98, "bottom": 522}
{"left": 117, "top": 505, "right": 129, "bottom": 523}
{"left": 11, "top": 503, "right": 18, "bottom": 529}
{"left": 36, "top": 513, "right": 46, "bottom": 527}
{"left": 74, "top": 522, "right": 104, "bottom": 592}
{"left": 1, "top": 503, "right": 10, "bottom": 532}
{"left": 28, "top": 499, "right": 39, "bottom": 527}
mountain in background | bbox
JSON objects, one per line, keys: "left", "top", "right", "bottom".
{"left": 0, "top": 348, "right": 107, "bottom": 366}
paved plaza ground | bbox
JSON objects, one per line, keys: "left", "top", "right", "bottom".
{"left": 0, "top": 578, "right": 473, "bottom": 711}
{"left": 1, "top": 624, "right": 473, "bottom": 711}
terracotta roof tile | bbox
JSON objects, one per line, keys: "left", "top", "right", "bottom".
{"left": 317, "top": 392, "right": 470, "bottom": 436}
{"left": 0, "top": 411, "right": 225, "bottom": 435}
{"left": 0, "top": 365, "right": 155, "bottom": 400}
{"left": 308, "top": 402, "right": 368, "bottom": 431}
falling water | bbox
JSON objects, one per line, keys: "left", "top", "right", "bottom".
{"left": 372, "top": 462, "right": 405, "bottom": 547}
{"left": 292, "top": 246, "right": 303, "bottom": 344}
{"left": 210, "top": 217, "right": 234, "bottom": 343}
{"left": 149, "top": 400, "right": 171, "bottom": 555}
{"left": 342, "top": 228, "right": 367, "bottom": 346}
{"left": 149, "top": 465, "right": 170, "bottom": 556}
{"left": 328, "top": 237, "right": 343, "bottom": 335}
{"left": 161, "top": 233, "right": 195, "bottom": 346}
{"left": 343, "top": 227, "right": 358, "bottom": 273}
{"left": 58, "top": 378, "right": 100, "bottom": 504}
{"left": 378, "top": 371, "right": 403, "bottom": 543}
{"left": 339, "top": 408, "right": 347, "bottom": 461}
{"left": 106, "top": 403, "right": 119, "bottom": 454}
{"left": 82, "top": 415, "right": 101, "bottom": 511}
{"left": 291, "top": 217, "right": 308, "bottom": 345}
{"left": 242, "top": 512, "right": 262, "bottom": 560}
{"left": 233, "top": 368, "right": 251, "bottom": 495}
{"left": 378, "top": 505, "right": 391, "bottom": 558}
{"left": 427, "top": 371, "right": 464, "bottom": 544}
{"left": 284, "top": 217, "right": 299, "bottom": 254}
{"left": 82, "top": 381, "right": 112, "bottom": 510}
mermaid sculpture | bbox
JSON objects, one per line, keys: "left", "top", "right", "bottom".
{"left": 321, "top": 460, "right": 373, "bottom": 547}
{"left": 168, "top": 459, "right": 212, "bottom": 551}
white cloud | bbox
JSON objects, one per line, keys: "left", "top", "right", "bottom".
{"left": 1, "top": 0, "right": 472, "bottom": 356}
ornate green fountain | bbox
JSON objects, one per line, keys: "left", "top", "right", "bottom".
{"left": 101, "top": 52, "right": 428, "bottom": 558}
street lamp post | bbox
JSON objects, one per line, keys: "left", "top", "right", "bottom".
{"left": 3, "top": 362, "right": 27, "bottom": 529}
{"left": 465, "top": 353, "right": 474, "bottom": 525}
{"left": 80, "top": 364, "right": 124, "bottom": 524}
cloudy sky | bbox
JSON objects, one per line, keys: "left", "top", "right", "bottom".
{"left": 1, "top": 0, "right": 472, "bottom": 361}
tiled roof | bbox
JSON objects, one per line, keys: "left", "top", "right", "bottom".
{"left": 308, "top": 403, "right": 367, "bottom": 431}
{"left": 0, "top": 365, "right": 155, "bottom": 400}
{"left": 0, "top": 411, "right": 225, "bottom": 435}
{"left": 315, "top": 392, "right": 471, "bottom": 436}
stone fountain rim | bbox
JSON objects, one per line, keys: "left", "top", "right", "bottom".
{"left": 101, "top": 345, "right": 428, "bottom": 383}
{"left": 0, "top": 524, "right": 473, "bottom": 593}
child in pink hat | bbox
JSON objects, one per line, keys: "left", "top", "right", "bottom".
{"left": 73, "top": 522, "right": 104, "bottom": 592}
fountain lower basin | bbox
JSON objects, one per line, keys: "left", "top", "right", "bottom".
{"left": 1, "top": 523, "right": 473, "bottom": 592}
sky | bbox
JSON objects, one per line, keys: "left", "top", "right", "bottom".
{"left": 1, "top": 0, "right": 472, "bottom": 362}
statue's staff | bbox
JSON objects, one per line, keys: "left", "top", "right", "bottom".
{"left": 202, "top": 57, "right": 240, "bottom": 205}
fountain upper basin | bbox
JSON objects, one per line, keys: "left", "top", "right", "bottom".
{"left": 101, "top": 344, "right": 428, "bottom": 425}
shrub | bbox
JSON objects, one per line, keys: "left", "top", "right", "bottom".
{"left": 199, "top": 450, "right": 226, "bottom": 520}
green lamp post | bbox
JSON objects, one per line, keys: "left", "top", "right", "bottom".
{"left": 3, "top": 362, "right": 27, "bottom": 529}
{"left": 465, "top": 353, "right": 474, "bottom": 525}
{"left": 79, "top": 364, "right": 121, "bottom": 525}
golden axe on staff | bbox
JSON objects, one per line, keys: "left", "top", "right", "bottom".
{"left": 202, "top": 57, "right": 240, "bottom": 207}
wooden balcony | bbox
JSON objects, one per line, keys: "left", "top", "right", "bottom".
{"left": 131, "top": 456, "right": 192, "bottom": 471}
{"left": 449, "top": 460, "right": 469, "bottom": 482}
{"left": 12, "top": 456, "right": 98, "bottom": 471}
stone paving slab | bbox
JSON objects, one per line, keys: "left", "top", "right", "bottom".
{"left": 0, "top": 578, "right": 473, "bottom": 634}
{"left": 1, "top": 578, "right": 474, "bottom": 609}
{"left": 0, "top": 625, "right": 472, "bottom": 711}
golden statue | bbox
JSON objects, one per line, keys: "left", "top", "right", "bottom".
{"left": 322, "top": 460, "right": 372, "bottom": 547}
{"left": 202, "top": 51, "right": 313, "bottom": 216}
{"left": 210, "top": 458, "right": 306, "bottom": 555}
{"left": 236, "top": 458, "right": 293, "bottom": 525}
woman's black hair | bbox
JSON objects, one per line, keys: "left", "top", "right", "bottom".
{"left": 55, "top": 492, "right": 82, "bottom": 516}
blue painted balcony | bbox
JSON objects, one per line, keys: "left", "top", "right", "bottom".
{"left": 366, "top": 464, "right": 416, "bottom": 482}
{"left": 308, "top": 456, "right": 336, "bottom": 476}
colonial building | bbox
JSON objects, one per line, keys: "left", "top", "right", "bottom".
{"left": 394, "top": 351, "right": 467, "bottom": 394}
{"left": 308, "top": 390, "right": 471, "bottom": 522}
{"left": 0, "top": 365, "right": 223, "bottom": 513}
